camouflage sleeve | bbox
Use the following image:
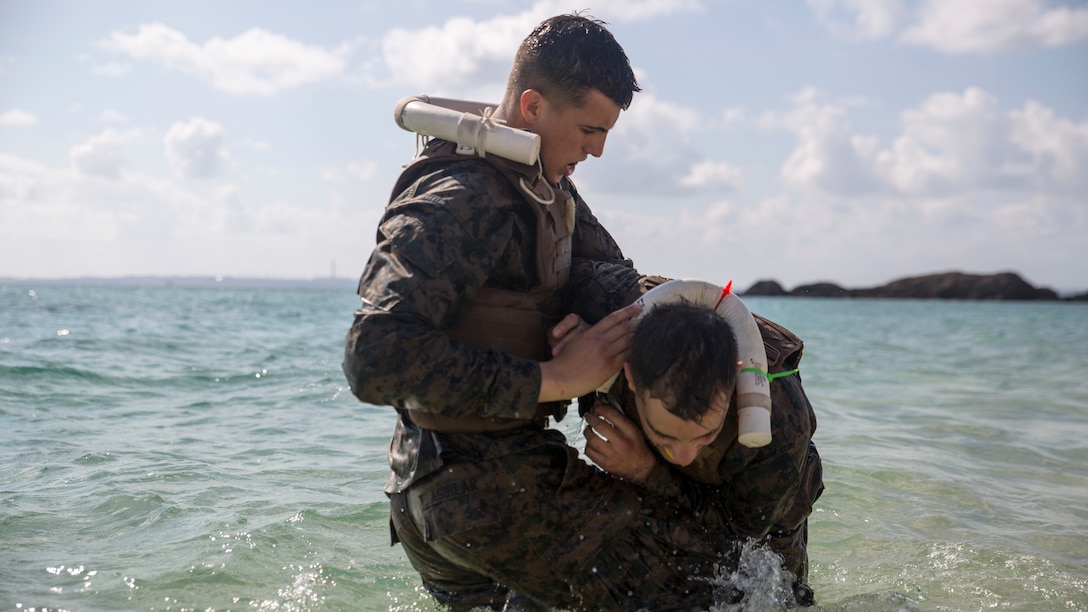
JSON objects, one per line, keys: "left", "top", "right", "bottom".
{"left": 564, "top": 184, "right": 674, "bottom": 323}
{"left": 342, "top": 168, "right": 542, "bottom": 422}
{"left": 567, "top": 181, "right": 628, "bottom": 264}
{"left": 563, "top": 259, "right": 672, "bottom": 325}
{"left": 635, "top": 458, "right": 688, "bottom": 500}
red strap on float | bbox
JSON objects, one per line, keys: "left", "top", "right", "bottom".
{"left": 714, "top": 280, "right": 733, "bottom": 310}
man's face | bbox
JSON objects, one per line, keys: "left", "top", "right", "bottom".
{"left": 530, "top": 88, "right": 620, "bottom": 184}
{"left": 631, "top": 387, "right": 730, "bottom": 467}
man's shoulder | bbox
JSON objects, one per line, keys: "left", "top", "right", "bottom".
{"left": 753, "top": 314, "right": 804, "bottom": 371}
{"left": 393, "top": 150, "right": 522, "bottom": 212}
{"left": 398, "top": 152, "right": 503, "bottom": 192}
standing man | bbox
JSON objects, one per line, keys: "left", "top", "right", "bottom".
{"left": 345, "top": 13, "right": 737, "bottom": 611}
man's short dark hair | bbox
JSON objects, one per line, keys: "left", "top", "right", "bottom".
{"left": 627, "top": 302, "right": 739, "bottom": 422}
{"left": 507, "top": 13, "right": 641, "bottom": 110}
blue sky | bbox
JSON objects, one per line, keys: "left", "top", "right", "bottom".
{"left": 1, "top": 0, "right": 1086, "bottom": 292}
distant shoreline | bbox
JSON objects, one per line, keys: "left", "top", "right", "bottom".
{"left": 2, "top": 270, "right": 1085, "bottom": 301}
{"left": 0, "top": 275, "right": 358, "bottom": 291}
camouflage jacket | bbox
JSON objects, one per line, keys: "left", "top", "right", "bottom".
{"left": 342, "top": 139, "right": 634, "bottom": 493}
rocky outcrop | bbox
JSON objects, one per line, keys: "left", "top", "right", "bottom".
{"left": 859, "top": 272, "right": 1057, "bottom": 300}
{"left": 742, "top": 271, "right": 1068, "bottom": 301}
{"left": 743, "top": 280, "right": 789, "bottom": 296}
{"left": 790, "top": 282, "right": 851, "bottom": 298}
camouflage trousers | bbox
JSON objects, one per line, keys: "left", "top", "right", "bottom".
{"left": 389, "top": 439, "right": 735, "bottom": 611}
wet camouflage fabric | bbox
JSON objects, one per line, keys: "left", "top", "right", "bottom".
{"left": 389, "top": 429, "right": 737, "bottom": 611}
{"left": 343, "top": 142, "right": 640, "bottom": 492}
{"left": 343, "top": 144, "right": 631, "bottom": 446}
{"left": 592, "top": 298, "right": 825, "bottom": 582}
{"left": 344, "top": 143, "right": 742, "bottom": 608}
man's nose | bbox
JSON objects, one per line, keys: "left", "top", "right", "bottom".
{"left": 671, "top": 444, "right": 700, "bottom": 466}
{"left": 584, "top": 135, "right": 606, "bottom": 158}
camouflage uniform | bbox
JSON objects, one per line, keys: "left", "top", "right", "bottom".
{"left": 343, "top": 139, "right": 734, "bottom": 610}
{"left": 570, "top": 266, "right": 825, "bottom": 604}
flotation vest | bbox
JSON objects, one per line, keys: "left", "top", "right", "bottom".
{"left": 394, "top": 139, "right": 575, "bottom": 433}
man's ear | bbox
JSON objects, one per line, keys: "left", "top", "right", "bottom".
{"left": 736, "top": 360, "right": 744, "bottom": 375}
{"left": 519, "top": 89, "right": 543, "bottom": 125}
{"left": 623, "top": 362, "right": 635, "bottom": 390}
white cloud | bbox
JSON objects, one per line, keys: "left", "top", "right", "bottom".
{"left": 323, "top": 159, "right": 379, "bottom": 183}
{"left": 99, "top": 109, "right": 129, "bottom": 124}
{"left": 1009, "top": 99, "right": 1088, "bottom": 192}
{"left": 347, "top": 160, "right": 378, "bottom": 182}
{"left": 902, "top": 0, "right": 1088, "bottom": 53}
{"left": 808, "top": 0, "right": 1088, "bottom": 53}
{"left": 164, "top": 117, "right": 228, "bottom": 179}
{"left": 759, "top": 91, "right": 880, "bottom": 195}
{"left": 537, "top": 0, "right": 704, "bottom": 21}
{"left": 69, "top": 128, "right": 142, "bottom": 179}
{"left": 378, "top": 2, "right": 704, "bottom": 93}
{"left": 1, "top": 152, "right": 202, "bottom": 248}
{"left": 878, "top": 88, "right": 1025, "bottom": 194}
{"left": 679, "top": 160, "right": 744, "bottom": 190}
{"left": 0, "top": 154, "right": 43, "bottom": 203}
{"left": 0, "top": 109, "right": 38, "bottom": 127}
{"left": 720, "top": 108, "right": 746, "bottom": 128}
{"left": 807, "top": 0, "right": 906, "bottom": 40}
{"left": 92, "top": 62, "right": 130, "bottom": 77}
{"left": 0, "top": 152, "right": 383, "bottom": 279}
{"left": 587, "top": 93, "right": 716, "bottom": 193}
{"left": 762, "top": 86, "right": 1088, "bottom": 199}
{"left": 105, "top": 23, "right": 347, "bottom": 95}
{"left": 381, "top": 15, "right": 529, "bottom": 92}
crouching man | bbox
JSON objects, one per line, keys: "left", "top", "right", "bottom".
{"left": 581, "top": 298, "right": 825, "bottom": 606}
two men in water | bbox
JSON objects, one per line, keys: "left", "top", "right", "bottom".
{"left": 343, "top": 12, "right": 822, "bottom": 609}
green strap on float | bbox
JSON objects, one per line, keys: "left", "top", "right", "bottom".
{"left": 740, "top": 367, "right": 799, "bottom": 382}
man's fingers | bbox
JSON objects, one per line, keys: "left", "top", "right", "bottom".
{"left": 551, "top": 313, "right": 582, "bottom": 339}
{"left": 549, "top": 314, "right": 587, "bottom": 356}
{"left": 595, "top": 303, "right": 642, "bottom": 335}
{"left": 593, "top": 406, "right": 642, "bottom": 439}
{"left": 604, "top": 301, "right": 642, "bottom": 323}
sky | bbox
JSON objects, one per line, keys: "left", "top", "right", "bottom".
{"left": 1, "top": 0, "right": 1086, "bottom": 293}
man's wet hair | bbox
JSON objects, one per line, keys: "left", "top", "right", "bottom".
{"left": 507, "top": 13, "right": 641, "bottom": 110}
{"left": 627, "top": 301, "right": 739, "bottom": 422}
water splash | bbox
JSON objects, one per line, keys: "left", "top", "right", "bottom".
{"left": 710, "top": 539, "right": 799, "bottom": 611}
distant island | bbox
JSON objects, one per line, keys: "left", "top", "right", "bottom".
{"left": 743, "top": 271, "right": 1087, "bottom": 302}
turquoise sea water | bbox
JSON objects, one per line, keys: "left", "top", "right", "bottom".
{"left": 1, "top": 283, "right": 1086, "bottom": 611}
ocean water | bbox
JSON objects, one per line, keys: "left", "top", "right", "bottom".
{"left": 1, "top": 283, "right": 1086, "bottom": 612}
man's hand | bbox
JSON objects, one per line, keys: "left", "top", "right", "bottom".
{"left": 547, "top": 311, "right": 591, "bottom": 357}
{"left": 584, "top": 400, "right": 656, "bottom": 485}
{"left": 538, "top": 302, "right": 641, "bottom": 402}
